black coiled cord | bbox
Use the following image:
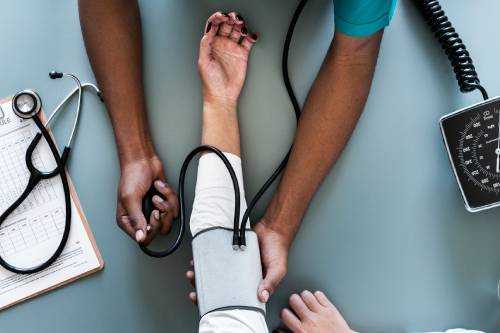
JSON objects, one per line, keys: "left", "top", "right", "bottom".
{"left": 418, "top": 0, "right": 489, "bottom": 100}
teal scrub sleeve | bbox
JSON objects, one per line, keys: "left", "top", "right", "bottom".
{"left": 333, "top": 0, "right": 397, "bottom": 37}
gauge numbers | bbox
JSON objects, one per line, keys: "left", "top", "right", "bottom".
{"left": 440, "top": 97, "right": 500, "bottom": 212}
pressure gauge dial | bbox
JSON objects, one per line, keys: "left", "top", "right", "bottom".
{"left": 440, "top": 96, "right": 500, "bottom": 212}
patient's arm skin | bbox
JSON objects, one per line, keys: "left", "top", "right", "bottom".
{"left": 78, "top": 0, "right": 179, "bottom": 244}
{"left": 188, "top": 12, "right": 263, "bottom": 332}
{"left": 256, "top": 31, "right": 384, "bottom": 302}
{"left": 276, "top": 290, "right": 355, "bottom": 333}
{"left": 198, "top": 11, "right": 257, "bottom": 153}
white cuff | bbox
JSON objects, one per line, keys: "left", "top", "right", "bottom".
{"left": 190, "top": 152, "right": 249, "bottom": 236}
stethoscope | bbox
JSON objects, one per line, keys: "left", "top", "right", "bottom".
{"left": 0, "top": 71, "right": 102, "bottom": 274}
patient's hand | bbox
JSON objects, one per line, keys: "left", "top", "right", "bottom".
{"left": 199, "top": 11, "right": 258, "bottom": 108}
{"left": 276, "top": 291, "right": 356, "bottom": 333}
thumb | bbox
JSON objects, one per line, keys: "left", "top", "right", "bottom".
{"left": 258, "top": 262, "right": 287, "bottom": 303}
{"left": 124, "top": 196, "right": 148, "bottom": 243}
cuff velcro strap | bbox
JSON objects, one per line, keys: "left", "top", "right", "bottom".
{"left": 192, "top": 227, "right": 266, "bottom": 317}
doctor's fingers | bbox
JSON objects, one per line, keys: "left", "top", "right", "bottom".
{"left": 142, "top": 209, "right": 161, "bottom": 245}
{"left": 153, "top": 182, "right": 178, "bottom": 234}
{"left": 116, "top": 214, "right": 137, "bottom": 241}
{"left": 121, "top": 195, "right": 148, "bottom": 243}
{"left": 154, "top": 180, "right": 179, "bottom": 218}
{"left": 186, "top": 270, "right": 195, "bottom": 288}
{"left": 186, "top": 270, "right": 198, "bottom": 305}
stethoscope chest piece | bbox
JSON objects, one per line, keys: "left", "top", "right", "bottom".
{"left": 12, "top": 89, "right": 42, "bottom": 119}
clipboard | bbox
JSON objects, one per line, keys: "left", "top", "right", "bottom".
{"left": 0, "top": 96, "right": 104, "bottom": 311}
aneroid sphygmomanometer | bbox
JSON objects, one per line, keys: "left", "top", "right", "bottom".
{"left": 0, "top": 72, "right": 102, "bottom": 274}
{"left": 418, "top": 1, "right": 500, "bottom": 212}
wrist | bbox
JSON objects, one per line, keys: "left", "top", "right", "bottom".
{"left": 262, "top": 197, "right": 305, "bottom": 249}
{"left": 203, "top": 95, "right": 237, "bottom": 112}
{"left": 118, "top": 142, "right": 157, "bottom": 167}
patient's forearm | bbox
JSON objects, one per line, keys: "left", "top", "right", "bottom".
{"left": 78, "top": 0, "right": 154, "bottom": 165}
{"left": 264, "top": 31, "right": 383, "bottom": 245}
{"left": 202, "top": 101, "right": 240, "bottom": 156}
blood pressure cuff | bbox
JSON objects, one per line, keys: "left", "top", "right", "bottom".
{"left": 192, "top": 227, "right": 266, "bottom": 317}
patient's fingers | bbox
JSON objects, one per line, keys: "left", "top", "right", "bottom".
{"left": 229, "top": 24, "right": 248, "bottom": 43}
{"left": 204, "top": 11, "right": 228, "bottom": 36}
{"left": 314, "top": 290, "right": 335, "bottom": 308}
{"left": 200, "top": 12, "right": 228, "bottom": 63}
{"left": 228, "top": 12, "right": 246, "bottom": 43}
{"left": 280, "top": 308, "right": 302, "bottom": 332}
{"left": 300, "top": 290, "right": 322, "bottom": 312}
{"left": 288, "top": 294, "right": 311, "bottom": 320}
{"left": 241, "top": 33, "right": 258, "bottom": 51}
{"left": 217, "top": 12, "right": 236, "bottom": 37}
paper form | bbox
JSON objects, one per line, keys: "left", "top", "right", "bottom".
{"left": 0, "top": 98, "right": 103, "bottom": 310}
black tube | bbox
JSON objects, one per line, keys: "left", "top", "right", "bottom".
{"left": 139, "top": 145, "right": 241, "bottom": 257}
{"left": 417, "top": 0, "right": 488, "bottom": 100}
{"left": 0, "top": 116, "right": 71, "bottom": 274}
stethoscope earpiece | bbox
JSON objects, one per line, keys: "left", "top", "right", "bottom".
{"left": 49, "top": 71, "right": 63, "bottom": 79}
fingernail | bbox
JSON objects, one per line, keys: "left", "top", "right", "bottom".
{"left": 206, "top": 22, "right": 212, "bottom": 33}
{"left": 135, "top": 230, "right": 145, "bottom": 242}
{"left": 262, "top": 290, "right": 269, "bottom": 302}
{"left": 155, "top": 180, "right": 166, "bottom": 188}
{"left": 241, "top": 26, "right": 248, "bottom": 35}
{"left": 236, "top": 14, "right": 243, "bottom": 21}
{"left": 251, "top": 33, "right": 259, "bottom": 41}
{"left": 221, "top": 12, "right": 229, "bottom": 17}
{"left": 154, "top": 195, "right": 164, "bottom": 203}
{"left": 154, "top": 210, "right": 160, "bottom": 219}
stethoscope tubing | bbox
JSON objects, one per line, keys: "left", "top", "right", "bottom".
{"left": 0, "top": 116, "right": 72, "bottom": 274}
{"left": 0, "top": 75, "right": 102, "bottom": 274}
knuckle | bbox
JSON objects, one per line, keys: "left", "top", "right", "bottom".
{"left": 119, "top": 190, "right": 135, "bottom": 202}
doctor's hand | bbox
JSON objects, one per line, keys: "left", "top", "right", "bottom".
{"left": 254, "top": 219, "right": 291, "bottom": 304}
{"left": 116, "top": 156, "right": 179, "bottom": 244}
{"left": 199, "top": 11, "right": 258, "bottom": 108}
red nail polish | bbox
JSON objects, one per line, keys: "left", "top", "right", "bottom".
{"left": 206, "top": 22, "right": 212, "bottom": 33}
{"left": 222, "top": 12, "right": 229, "bottom": 17}
{"left": 251, "top": 33, "right": 258, "bottom": 41}
{"left": 241, "top": 26, "right": 248, "bottom": 35}
{"left": 236, "top": 14, "right": 244, "bottom": 21}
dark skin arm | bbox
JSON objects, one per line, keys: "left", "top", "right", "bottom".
{"left": 78, "top": 0, "right": 179, "bottom": 244}
{"left": 256, "top": 30, "right": 384, "bottom": 302}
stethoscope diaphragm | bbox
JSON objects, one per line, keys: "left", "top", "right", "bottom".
{"left": 12, "top": 89, "right": 42, "bottom": 119}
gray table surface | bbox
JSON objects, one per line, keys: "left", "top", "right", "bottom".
{"left": 1, "top": 0, "right": 499, "bottom": 332}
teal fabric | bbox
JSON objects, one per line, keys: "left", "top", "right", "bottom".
{"left": 334, "top": 0, "right": 397, "bottom": 37}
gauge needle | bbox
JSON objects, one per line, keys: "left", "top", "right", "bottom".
{"left": 496, "top": 112, "right": 500, "bottom": 173}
